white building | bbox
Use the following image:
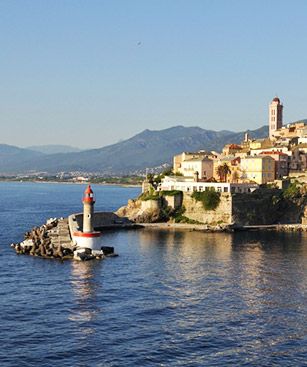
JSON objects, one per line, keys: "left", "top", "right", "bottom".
{"left": 158, "top": 176, "right": 258, "bottom": 194}
{"left": 179, "top": 157, "right": 214, "bottom": 180}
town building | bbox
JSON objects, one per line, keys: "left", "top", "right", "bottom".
{"left": 179, "top": 157, "right": 214, "bottom": 180}
{"left": 222, "top": 144, "right": 243, "bottom": 156}
{"left": 173, "top": 151, "right": 218, "bottom": 180}
{"left": 258, "top": 151, "right": 289, "bottom": 178}
{"left": 240, "top": 156, "right": 275, "bottom": 184}
{"left": 213, "top": 157, "right": 241, "bottom": 183}
{"left": 158, "top": 175, "right": 258, "bottom": 193}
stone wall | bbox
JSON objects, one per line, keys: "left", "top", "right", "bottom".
{"left": 115, "top": 187, "right": 306, "bottom": 226}
{"left": 182, "top": 193, "right": 233, "bottom": 225}
{"left": 182, "top": 189, "right": 306, "bottom": 226}
{"left": 163, "top": 193, "right": 183, "bottom": 209}
{"left": 231, "top": 191, "right": 282, "bottom": 225}
{"left": 231, "top": 189, "right": 306, "bottom": 225}
{"left": 70, "top": 212, "right": 131, "bottom": 232}
{"left": 141, "top": 199, "right": 161, "bottom": 211}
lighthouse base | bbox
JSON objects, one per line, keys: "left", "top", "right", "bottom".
{"left": 72, "top": 231, "right": 102, "bottom": 251}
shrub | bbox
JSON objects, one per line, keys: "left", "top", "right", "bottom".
{"left": 191, "top": 190, "right": 221, "bottom": 210}
{"left": 159, "top": 190, "right": 182, "bottom": 197}
{"left": 283, "top": 182, "right": 301, "bottom": 199}
{"left": 139, "top": 186, "right": 160, "bottom": 201}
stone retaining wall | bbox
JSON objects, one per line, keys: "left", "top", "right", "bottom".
{"left": 183, "top": 193, "right": 233, "bottom": 225}
{"left": 68, "top": 212, "right": 134, "bottom": 234}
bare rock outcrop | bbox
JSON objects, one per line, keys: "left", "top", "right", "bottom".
{"left": 116, "top": 198, "right": 165, "bottom": 223}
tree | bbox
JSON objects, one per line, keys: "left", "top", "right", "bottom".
{"left": 216, "top": 163, "right": 231, "bottom": 182}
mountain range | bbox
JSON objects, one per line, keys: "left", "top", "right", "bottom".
{"left": 26, "top": 144, "right": 82, "bottom": 154}
{"left": 0, "top": 125, "right": 269, "bottom": 175}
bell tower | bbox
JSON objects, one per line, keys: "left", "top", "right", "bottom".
{"left": 269, "top": 97, "right": 283, "bottom": 139}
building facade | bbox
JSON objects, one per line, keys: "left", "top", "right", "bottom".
{"left": 158, "top": 176, "right": 258, "bottom": 194}
{"left": 240, "top": 156, "right": 275, "bottom": 184}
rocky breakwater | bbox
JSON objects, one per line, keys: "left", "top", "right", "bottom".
{"left": 11, "top": 218, "right": 76, "bottom": 260}
{"left": 11, "top": 217, "right": 116, "bottom": 261}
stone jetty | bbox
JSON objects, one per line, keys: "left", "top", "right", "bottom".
{"left": 10, "top": 217, "right": 115, "bottom": 261}
{"left": 11, "top": 185, "right": 119, "bottom": 261}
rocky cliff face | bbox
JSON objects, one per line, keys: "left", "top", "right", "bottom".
{"left": 232, "top": 189, "right": 307, "bottom": 225}
{"left": 115, "top": 198, "right": 164, "bottom": 223}
{"left": 116, "top": 187, "right": 307, "bottom": 226}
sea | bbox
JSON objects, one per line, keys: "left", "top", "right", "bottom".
{"left": 0, "top": 182, "right": 307, "bottom": 367}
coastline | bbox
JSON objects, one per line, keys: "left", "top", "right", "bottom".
{"left": 0, "top": 179, "right": 141, "bottom": 188}
{"left": 123, "top": 222, "right": 307, "bottom": 233}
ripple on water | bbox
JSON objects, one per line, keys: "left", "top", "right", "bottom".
{"left": 0, "top": 183, "right": 307, "bottom": 366}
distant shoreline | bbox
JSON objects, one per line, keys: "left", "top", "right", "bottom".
{"left": 0, "top": 179, "right": 141, "bottom": 188}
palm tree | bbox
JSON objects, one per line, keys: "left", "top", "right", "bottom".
{"left": 216, "top": 163, "right": 231, "bottom": 182}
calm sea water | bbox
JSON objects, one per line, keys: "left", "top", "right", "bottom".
{"left": 0, "top": 182, "right": 307, "bottom": 367}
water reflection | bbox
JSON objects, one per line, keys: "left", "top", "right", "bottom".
{"left": 69, "top": 260, "right": 102, "bottom": 336}
{"left": 138, "top": 228, "right": 234, "bottom": 260}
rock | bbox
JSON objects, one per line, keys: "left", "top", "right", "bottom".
{"left": 101, "top": 246, "right": 114, "bottom": 255}
{"left": 73, "top": 249, "right": 95, "bottom": 261}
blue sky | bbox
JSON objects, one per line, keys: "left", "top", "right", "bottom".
{"left": 1, "top": 0, "right": 307, "bottom": 148}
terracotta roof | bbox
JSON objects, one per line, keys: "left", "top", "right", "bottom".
{"left": 228, "top": 144, "right": 242, "bottom": 149}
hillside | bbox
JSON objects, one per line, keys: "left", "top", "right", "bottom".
{"left": 26, "top": 145, "right": 82, "bottom": 154}
{"left": 0, "top": 125, "right": 269, "bottom": 174}
{"left": 0, "top": 145, "right": 44, "bottom": 174}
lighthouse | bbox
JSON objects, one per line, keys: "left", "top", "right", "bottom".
{"left": 72, "top": 185, "right": 102, "bottom": 251}
{"left": 83, "top": 184, "right": 95, "bottom": 233}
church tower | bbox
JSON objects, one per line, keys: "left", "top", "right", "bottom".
{"left": 269, "top": 97, "right": 283, "bottom": 139}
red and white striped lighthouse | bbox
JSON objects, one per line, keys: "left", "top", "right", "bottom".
{"left": 72, "top": 185, "right": 102, "bottom": 250}
{"left": 82, "top": 184, "right": 95, "bottom": 233}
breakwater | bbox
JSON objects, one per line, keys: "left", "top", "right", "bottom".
{"left": 11, "top": 215, "right": 117, "bottom": 261}
{"left": 11, "top": 218, "right": 75, "bottom": 259}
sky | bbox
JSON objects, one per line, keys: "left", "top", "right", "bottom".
{"left": 1, "top": 0, "right": 307, "bottom": 149}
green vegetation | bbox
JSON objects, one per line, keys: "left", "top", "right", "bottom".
{"left": 174, "top": 215, "right": 203, "bottom": 224}
{"left": 0, "top": 175, "right": 143, "bottom": 185}
{"left": 159, "top": 190, "right": 182, "bottom": 196}
{"left": 216, "top": 163, "right": 231, "bottom": 182}
{"left": 170, "top": 206, "right": 203, "bottom": 224}
{"left": 272, "top": 194, "right": 282, "bottom": 206}
{"left": 283, "top": 181, "right": 302, "bottom": 199}
{"left": 192, "top": 190, "right": 221, "bottom": 210}
{"left": 147, "top": 168, "right": 174, "bottom": 188}
{"left": 139, "top": 186, "right": 160, "bottom": 201}
{"left": 140, "top": 188, "right": 183, "bottom": 201}
{"left": 91, "top": 176, "right": 143, "bottom": 185}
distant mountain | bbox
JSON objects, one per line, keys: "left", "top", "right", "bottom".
{"left": 26, "top": 144, "right": 82, "bottom": 154}
{"left": 0, "top": 125, "right": 269, "bottom": 175}
{"left": 0, "top": 144, "right": 45, "bottom": 174}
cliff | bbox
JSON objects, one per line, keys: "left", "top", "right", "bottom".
{"left": 116, "top": 187, "right": 307, "bottom": 227}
